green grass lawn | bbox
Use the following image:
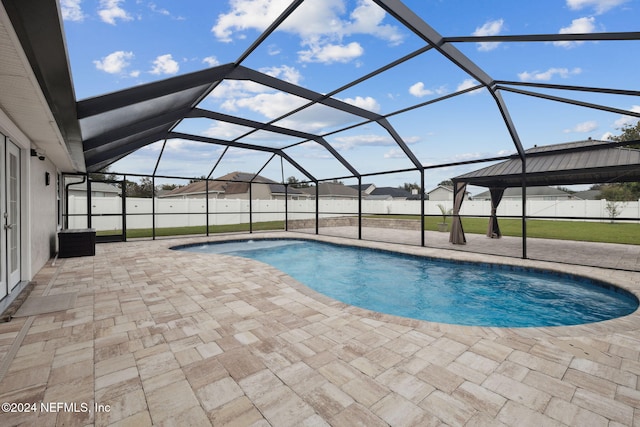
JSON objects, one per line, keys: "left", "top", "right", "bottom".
{"left": 97, "top": 216, "right": 640, "bottom": 245}
{"left": 419, "top": 215, "right": 640, "bottom": 245}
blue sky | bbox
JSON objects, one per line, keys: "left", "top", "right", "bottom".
{"left": 61, "top": 0, "right": 639, "bottom": 191}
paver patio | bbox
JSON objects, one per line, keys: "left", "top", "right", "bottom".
{"left": 0, "top": 231, "right": 639, "bottom": 426}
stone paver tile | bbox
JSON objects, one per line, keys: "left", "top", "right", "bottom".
{"left": 341, "top": 376, "right": 389, "bottom": 407}
{"left": 196, "top": 376, "right": 245, "bottom": 412}
{"left": 303, "top": 381, "right": 354, "bottom": 419}
{"left": 146, "top": 379, "right": 200, "bottom": 424}
{"left": 136, "top": 351, "right": 180, "bottom": 381}
{"left": 464, "top": 412, "right": 509, "bottom": 427}
{"left": 331, "top": 403, "right": 388, "bottom": 427}
{"left": 523, "top": 370, "right": 576, "bottom": 401}
{"left": 456, "top": 351, "right": 500, "bottom": 376}
{"left": 420, "top": 389, "right": 477, "bottom": 426}
{"left": 452, "top": 380, "right": 506, "bottom": 417}
{"left": 95, "top": 388, "right": 148, "bottom": 426}
{"left": 569, "top": 357, "right": 636, "bottom": 388}
{"left": 497, "top": 400, "right": 565, "bottom": 427}
{"left": 277, "top": 361, "right": 326, "bottom": 393}
{"left": 234, "top": 331, "right": 260, "bottom": 345}
{"left": 562, "top": 368, "right": 617, "bottom": 399}
{"left": 545, "top": 397, "right": 607, "bottom": 427}
{"left": 469, "top": 339, "right": 513, "bottom": 363}
{"left": 318, "top": 360, "right": 360, "bottom": 386}
{"left": 507, "top": 350, "right": 567, "bottom": 379}
{"left": 95, "top": 353, "right": 136, "bottom": 378}
{"left": 239, "top": 369, "right": 284, "bottom": 401}
{"left": 107, "top": 410, "right": 152, "bottom": 427}
{"left": 349, "top": 356, "right": 385, "bottom": 377}
{"left": 372, "top": 393, "right": 429, "bottom": 427}
{"left": 615, "top": 384, "right": 640, "bottom": 408}
{"left": 217, "top": 348, "right": 265, "bottom": 381}
{"left": 416, "top": 363, "right": 465, "bottom": 393}
{"left": 414, "top": 346, "right": 458, "bottom": 366}
{"left": 209, "top": 396, "right": 263, "bottom": 426}
{"left": 571, "top": 387, "right": 634, "bottom": 425}
{"left": 196, "top": 341, "right": 224, "bottom": 359}
{"left": 482, "top": 372, "right": 551, "bottom": 412}
{"left": 155, "top": 405, "right": 211, "bottom": 427}
{"left": 431, "top": 336, "right": 469, "bottom": 356}
{"left": 253, "top": 385, "right": 316, "bottom": 427}
{"left": 363, "top": 346, "right": 404, "bottom": 369}
{"left": 95, "top": 366, "right": 139, "bottom": 391}
{"left": 183, "top": 358, "right": 228, "bottom": 391}
{"left": 376, "top": 368, "right": 433, "bottom": 403}
{"left": 48, "top": 359, "right": 93, "bottom": 385}
{"left": 142, "top": 368, "right": 185, "bottom": 393}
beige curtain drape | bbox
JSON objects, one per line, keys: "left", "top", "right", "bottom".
{"left": 449, "top": 181, "right": 467, "bottom": 244}
{"left": 487, "top": 187, "right": 505, "bottom": 238}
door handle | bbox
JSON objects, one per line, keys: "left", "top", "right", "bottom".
{"left": 3, "top": 223, "right": 13, "bottom": 230}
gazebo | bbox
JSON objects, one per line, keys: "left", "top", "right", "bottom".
{"left": 449, "top": 139, "right": 640, "bottom": 256}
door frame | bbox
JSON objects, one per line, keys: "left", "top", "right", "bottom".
{"left": 5, "top": 140, "right": 21, "bottom": 290}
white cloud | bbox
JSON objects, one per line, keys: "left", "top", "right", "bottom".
{"left": 472, "top": 19, "right": 504, "bottom": 51}
{"left": 457, "top": 79, "right": 483, "bottom": 94}
{"left": 60, "top": 0, "right": 84, "bottom": 22}
{"left": 262, "top": 65, "right": 302, "bottom": 85}
{"left": 518, "top": 67, "right": 582, "bottom": 81}
{"left": 564, "top": 120, "right": 598, "bottom": 133}
{"left": 384, "top": 148, "right": 407, "bottom": 159}
{"left": 566, "top": 0, "right": 629, "bottom": 14}
{"left": 408, "top": 82, "right": 448, "bottom": 98}
{"left": 98, "top": 0, "right": 133, "bottom": 25}
{"left": 212, "top": 0, "right": 403, "bottom": 63}
{"left": 150, "top": 54, "right": 179, "bottom": 75}
{"left": 613, "top": 105, "right": 640, "bottom": 128}
{"left": 149, "top": 3, "right": 170, "bottom": 16}
{"left": 203, "top": 56, "right": 220, "bottom": 67}
{"left": 601, "top": 131, "right": 615, "bottom": 140}
{"left": 93, "top": 51, "right": 134, "bottom": 74}
{"left": 554, "top": 17, "right": 596, "bottom": 48}
{"left": 340, "top": 96, "right": 380, "bottom": 112}
{"left": 332, "top": 134, "right": 419, "bottom": 151}
{"left": 298, "top": 41, "right": 364, "bottom": 64}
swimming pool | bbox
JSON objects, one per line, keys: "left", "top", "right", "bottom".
{"left": 175, "top": 239, "right": 639, "bottom": 327}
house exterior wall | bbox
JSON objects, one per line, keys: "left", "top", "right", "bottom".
{"left": 428, "top": 187, "right": 453, "bottom": 201}
{"left": 1, "top": 112, "right": 59, "bottom": 285}
{"left": 28, "top": 155, "right": 58, "bottom": 273}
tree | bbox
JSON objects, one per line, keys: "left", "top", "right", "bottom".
{"left": 608, "top": 121, "right": 640, "bottom": 148}
{"left": 286, "top": 176, "right": 309, "bottom": 188}
{"left": 124, "top": 177, "right": 153, "bottom": 198}
{"left": 400, "top": 182, "right": 420, "bottom": 192}
{"left": 596, "top": 121, "right": 640, "bottom": 201}
{"left": 438, "top": 179, "right": 453, "bottom": 187}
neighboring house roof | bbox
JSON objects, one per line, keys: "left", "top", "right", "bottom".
{"left": 573, "top": 189, "right": 602, "bottom": 200}
{"left": 163, "top": 171, "right": 307, "bottom": 197}
{"left": 473, "top": 187, "right": 572, "bottom": 199}
{"left": 454, "top": 140, "right": 640, "bottom": 188}
{"left": 369, "top": 187, "right": 412, "bottom": 198}
{"left": 69, "top": 182, "right": 121, "bottom": 194}
{"left": 348, "top": 183, "right": 376, "bottom": 194}
{"left": 300, "top": 182, "right": 361, "bottom": 198}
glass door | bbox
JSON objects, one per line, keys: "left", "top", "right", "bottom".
{"left": 1, "top": 139, "right": 21, "bottom": 296}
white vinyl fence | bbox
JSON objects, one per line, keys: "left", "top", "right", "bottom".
{"left": 66, "top": 196, "right": 640, "bottom": 232}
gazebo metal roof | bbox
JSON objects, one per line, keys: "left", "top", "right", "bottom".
{"left": 453, "top": 140, "right": 640, "bottom": 188}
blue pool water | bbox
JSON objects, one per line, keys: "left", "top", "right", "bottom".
{"left": 175, "top": 239, "right": 638, "bottom": 327}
